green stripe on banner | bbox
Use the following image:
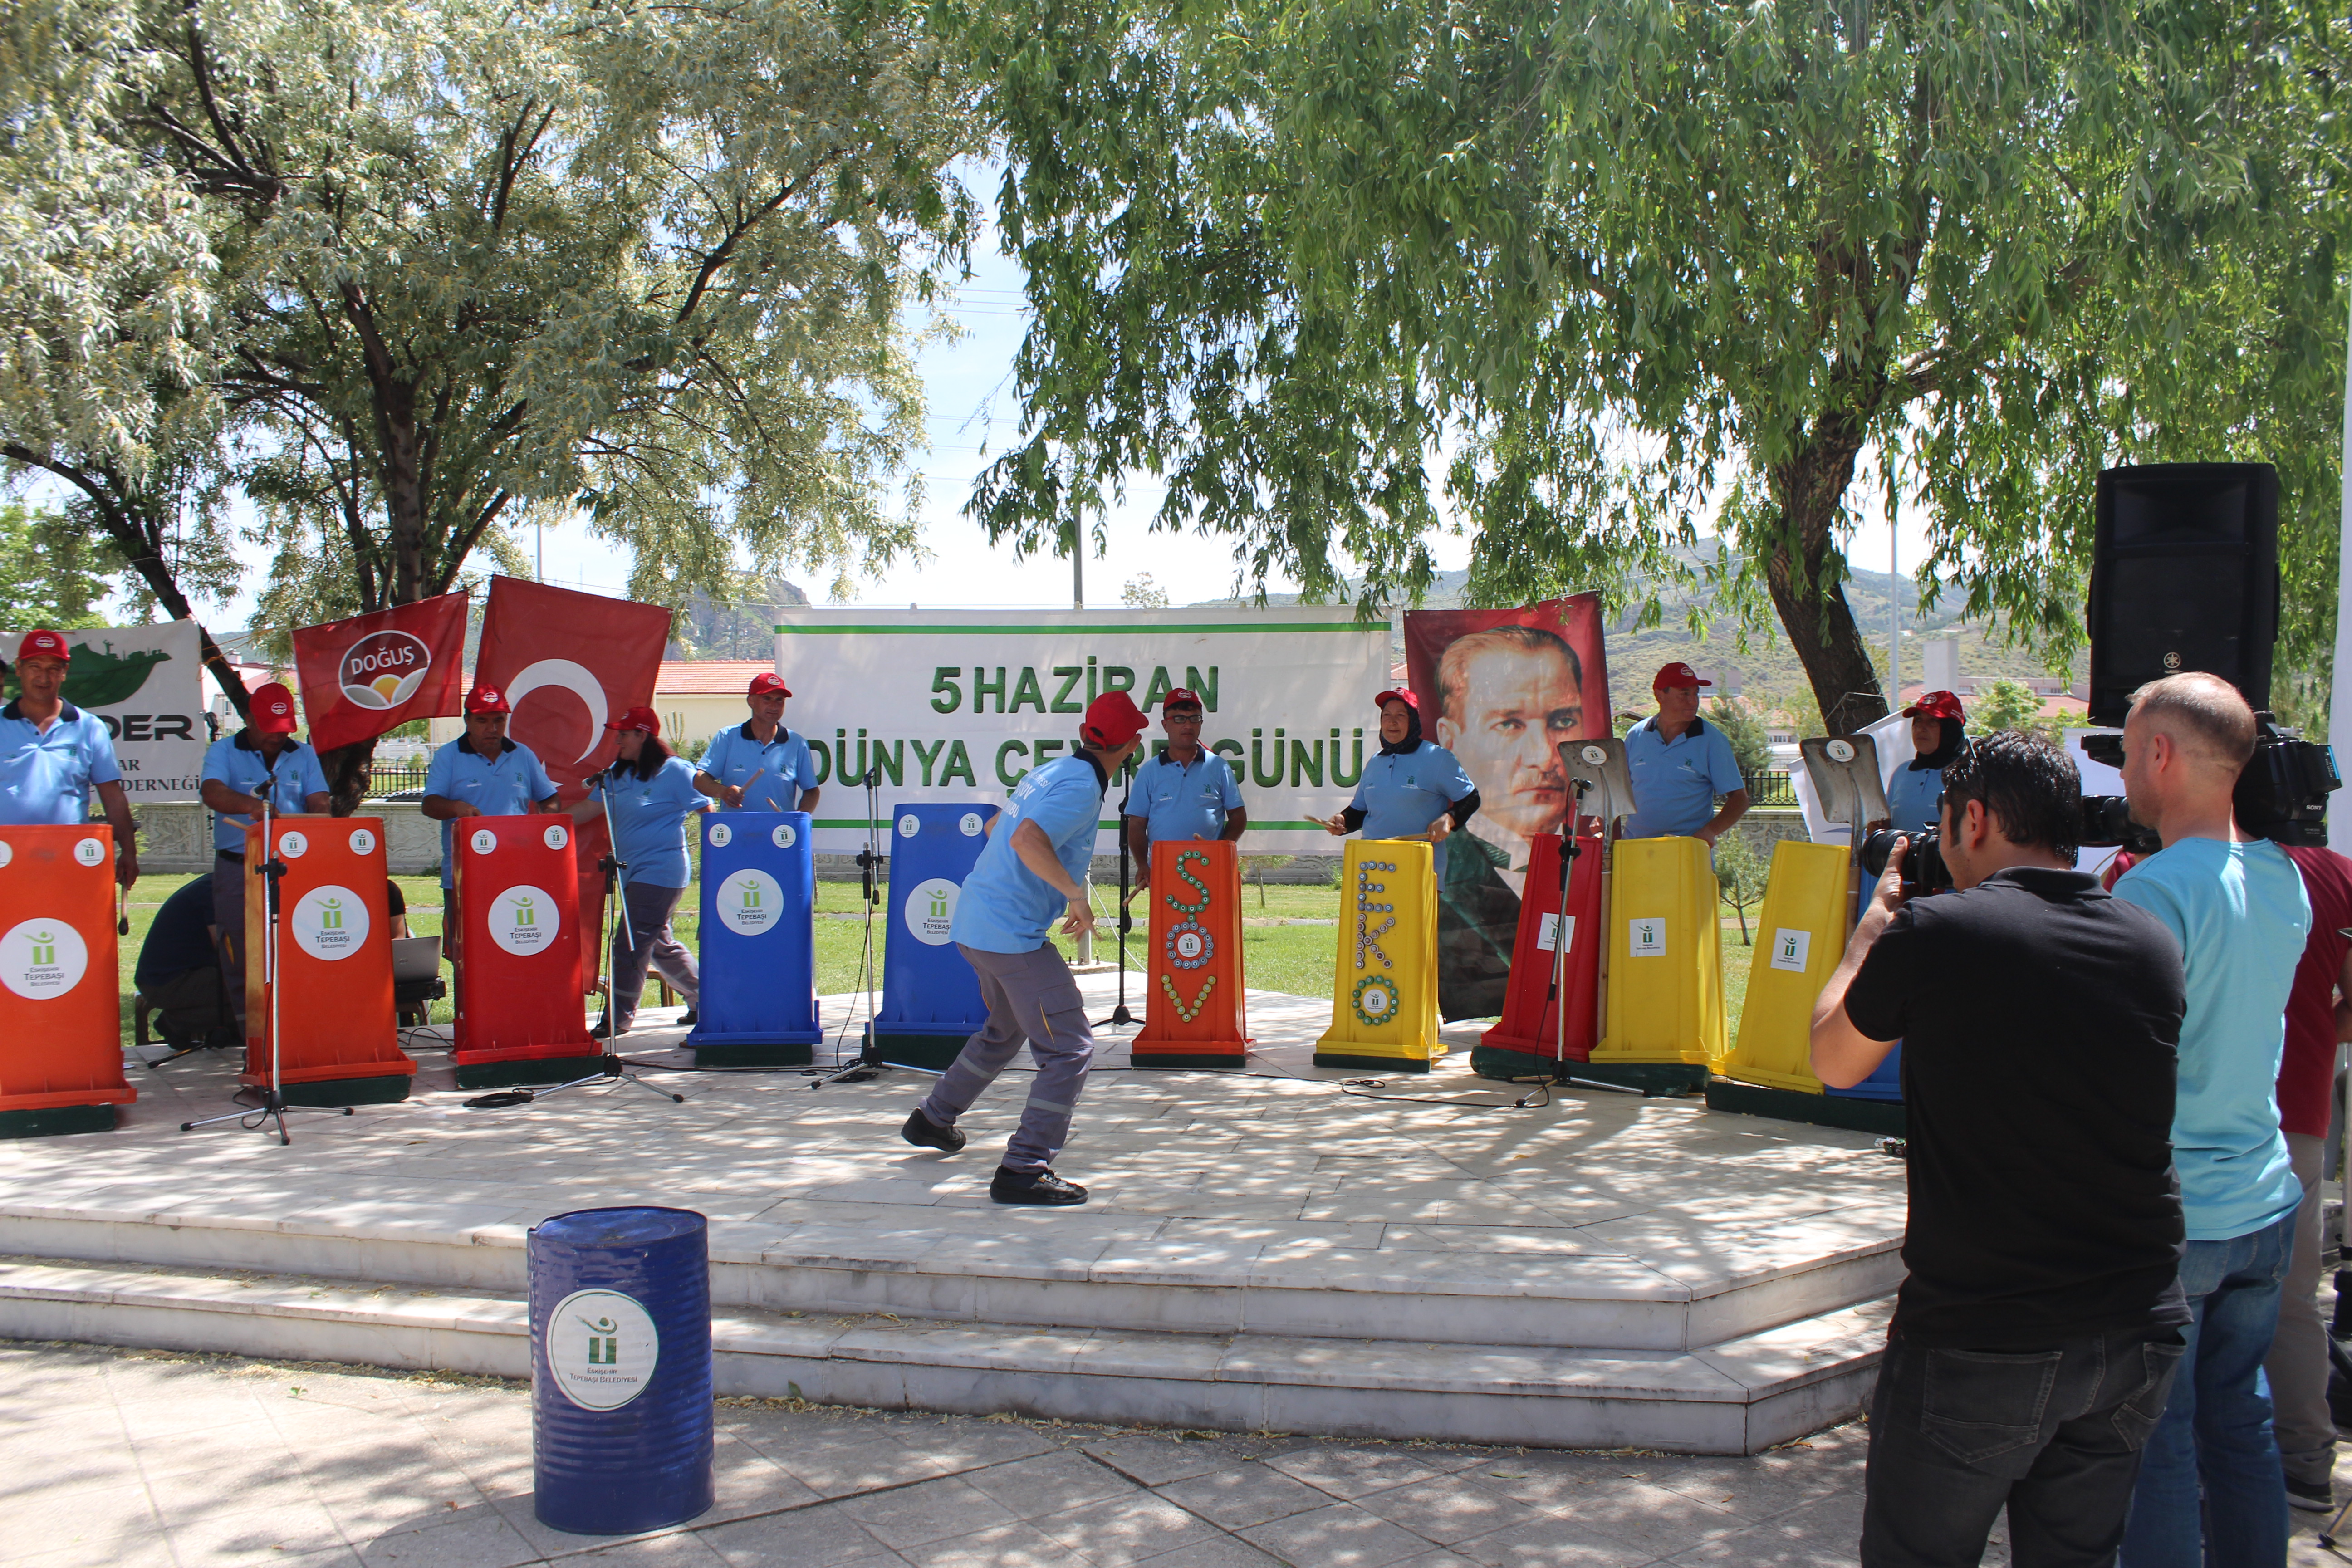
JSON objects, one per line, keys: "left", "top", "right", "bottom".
{"left": 773, "top": 621, "right": 1367, "bottom": 635}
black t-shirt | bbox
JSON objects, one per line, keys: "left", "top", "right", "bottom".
{"left": 1843, "top": 866, "right": 2190, "bottom": 1348}
{"left": 136, "top": 873, "right": 217, "bottom": 990}
{"left": 385, "top": 879, "right": 407, "bottom": 920}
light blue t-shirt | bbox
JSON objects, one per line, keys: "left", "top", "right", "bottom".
{"left": 423, "top": 736, "right": 558, "bottom": 885}
{"left": 1348, "top": 742, "right": 1476, "bottom": 880}
{"left": 951, "top": 755, "right": 1107, "bottom": 953}
{"left": 588, "top": 755, "right": 707, "bottom": 889}
{"left": 1884, "top": 759, "right": 1948, "bottom": 836}
{"left": 2113, "top": 836, "right": 2309, "bottom": 1242}
{"left": 700, "top": 723, "right": 816, "bottom": 812}
{"left": 1622, "top": 716, "right": 1745, "bottom": 839}
{"left": 201, "top": 733, "right": 330, "bottom": 853}
{"left": 1124, "top": 749, "right": 1242, "bottom": 844}
{"left": 0, "top": 700, "right": 121, "bottom": 825}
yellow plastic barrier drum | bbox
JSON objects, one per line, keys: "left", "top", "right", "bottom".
{"left": 1714, "top": 840, "right": 1852, "bottom": 1093}
{"left": 1590, "top": 835, "right": 1724, "bottom": 1070}
{"left": 1314, "top": 839, "right": 1442, "bottom": 1072}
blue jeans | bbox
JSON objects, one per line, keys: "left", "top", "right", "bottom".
{"left": 2119, "top": 1209, "right": 2296, "bottom": 1567}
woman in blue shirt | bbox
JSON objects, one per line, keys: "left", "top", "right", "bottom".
{"left": 570, "top": 706, "right": 708, "bottom": 1037}
{"left": 1320, "top": 690, "right": 1481, "bottom": 878}
{"left": 1884, "top": 690, "right": 1968, "bottom": 835}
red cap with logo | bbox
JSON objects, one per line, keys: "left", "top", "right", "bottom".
{"left": 251, "top": 682, "right": 299, "bottom": 735}
{"left": 464, "top": 684, "right": 511, "bottom": 715}
{"left": 15, "top": 629, "right": 70, "bottom": 664}
{"left": 1902, "top": 689, "right": 1966, "bottom": 722}
{"left": 606, "top": 705, "right": 661, "bottom": 736}
{"left": 1080, "top": 691, "right": 1148, "bottom": 748}
{"left": 748, "top": 672, "right": 792, "bottom": 698}
{"left": 1652, "top": 661, "right": 1712, "bottom": 690}
{"left": 1373, "top": 688, "right": 1418, "bottom": 712}
{"left": 1161, "top": 687, "right": 1203, "bottom": 714}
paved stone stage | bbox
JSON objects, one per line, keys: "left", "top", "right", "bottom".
{"left": 0, "top": 975, "right": 1906, "bottom": 1455}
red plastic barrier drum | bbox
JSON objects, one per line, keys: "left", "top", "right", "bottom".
{"left": 1475, "top": 833, "right": 1605, "bottom": 1072}
{"left": 1133, "top": 840, "right": 1249, "bottom": 1068}
{"left": 453, "top": 815, "right": 599, "bottom": 1088}
{"left": 0, "top": 824, "right": 136, "bottom": 1136}
{"left": 240, "top": 815, "right": 415, "bottom": 1103}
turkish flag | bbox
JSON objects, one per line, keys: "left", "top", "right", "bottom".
{"left": 291, "top": 593, "right": 469, "bottom": 752}
{"left": 475, "top": 578, "right": 673, "bottom": 985}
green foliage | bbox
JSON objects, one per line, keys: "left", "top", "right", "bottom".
{"left": 1714, "top": 832, "right": 1770, "bottom": 946}
{"left": 0, "top": 503, "right": 113, "bottom": 628}
{"left": 1121, "top": 574, "right": 1171, "bottom": 609}
{"left": 1967, "top": 678, "right": 2073, "bottom": 744}
{"left": 960, "top": 0, "right": 2350, "bottom": 730}
{"left": 677, "top": 735, "right": 713, "bottom": 765}
{"left": 1707, "top": 698, "right": 1773, "bottom": 779}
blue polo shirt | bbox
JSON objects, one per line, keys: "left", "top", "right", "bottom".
{"left": 423, "top": 735, "right": 558, "bottom": 885}
{"left": 1885, "top": 755, "right": 1951, "bottom": 836}
{"left": 587, "top": 755, "right": 706, "bottom": 888}
{"left": 700, "top": 722, "right": 815, "bottom": 812}
{"left": 1622, "top": 716, "right": 1745, "bottom": 839}
{"left": 0, "top": 699, "right": 121, "bottom": 825}
{"left": 2113, "top": 836, "right": 2308, "bottom": 1241}
{"left": 1348, "top": 742, "right": 1476, "bottom": 880}
{"left": 1124, "top": 749, "right": 1242, "bottom": 843}
{"left": 952, "top": 755, "right": 1108, "bottom": 953}
{"left": 201, "top": 732, "right": 329, "bottom": 853}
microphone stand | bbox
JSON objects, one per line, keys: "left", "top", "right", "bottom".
{"left": 183, "top": 753, "right": 354, "bottom": 1143}
{"left": 1096, "top": 823, "right": 1137, "bottom": 1029}
{"left": 814, "top": 765, "right": 894, "bottom": 1088}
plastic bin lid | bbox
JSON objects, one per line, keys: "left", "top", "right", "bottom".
{"left": 533, "top": 1206, "right": 706, "bottom": 1249}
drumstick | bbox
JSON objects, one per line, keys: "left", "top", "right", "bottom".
{"left": 117, "top": 885, "right": 129, "bottom": 937}
{"left": 740, "top": 768, "right": 764, "bottom": 803}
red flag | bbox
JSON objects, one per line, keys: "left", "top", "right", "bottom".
{"left": 291, "top": 593, "right": 469, "bottom": 752}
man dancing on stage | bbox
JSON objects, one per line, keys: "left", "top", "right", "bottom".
{"left": 900, "top": 691, "right": 1149, "bottom": 1205}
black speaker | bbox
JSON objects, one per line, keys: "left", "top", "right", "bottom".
{"left": 2085, "top": 462, "right": 2278, "bottom": 727}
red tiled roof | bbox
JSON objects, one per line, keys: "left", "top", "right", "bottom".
{"left": 654, "top": 660, "right": 777, "bottom": 696}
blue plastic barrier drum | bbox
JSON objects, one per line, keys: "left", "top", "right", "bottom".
{"left": 1826, "top": 1042, "right": 1904, "bottom": 1102}
{"left": 686, "top": 811, "right": 818, "bottom": 1066}
{"left": 869, "top": 801, "right": 1001, "bottom": 1069}
{"left": 530, "top": 1207, "right": 714, "bottom": 1536}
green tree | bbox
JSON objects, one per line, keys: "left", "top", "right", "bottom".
{"left": 0, "top": 503, "right": 114, "bottom": 628}
{"left": 3, "top": 0, "right": 982, "bottom": 800}
{"left": 1121, "top": 573, "right": 1171, "bottom": 609}
{"left": 1707, "top": 696, "right": 1773, "bottom": 780}
{"left": 1715, "top": 830, "right": 1770, "bottom": 946}
{"left": 1967, "top": 678, "right": 2071, "bottom": 744}
{"left": 960, "top": 0, "right": 2348, "bottom": 733}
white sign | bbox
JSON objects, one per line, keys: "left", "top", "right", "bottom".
{"left": 1768, "top": 927, "right": 1813, "bottom": 974}
{"left": 776, "top": 608, "right": 1390, "bottom": 853}
{"left": 1535, "top": 913, "right": 1574, "bottom": 954}
{"left": 1627, "top": 917, "right": 1666, "bottom": 958}
{"left": 707, "top": 822, "right": 734, "bottom": 848}
{"left": 897, "top": 814, "right": 919, "bottom": 838}
{"left": 277, "top": 830, "right": 309, "bottom": 859}
{"left": 289, "top": 885, "right": 370, "bottom": 961}
{"left": 348, "top": 828, "right": 377, "bottom": 857}
{"left": 0, "top": 842, "right": 12, "bottom": 869}
{"left": 2, "top": 623, "right": 206, "bottom": 800}
{"left": 903, "top": 877, "right": 960, "bottom": 945}
{"left": 771, "top": 823, "right": 798, "bottom": 848}
{"left": 715, "top": 869, "right": 786, "bottom": 937}
{"left": 72, "top": 837, "right": 106, "bottom": 867}
{"left": 0, "top": 918, "right": 88, "bottom": 1000}
{"left": 958, "top": 812, "right": 983, "bottom": 837}
{"left": 543, "top": 823, "right": 568, "bottom": 851}
{"left": 470, "top": 828, "right": 498, "bottom": 855}
{"left": 489, "top": 884, "right": 560, "bottom": 955}
{"left": 547, "top": 1288, "right": 660, "bottom": 1411}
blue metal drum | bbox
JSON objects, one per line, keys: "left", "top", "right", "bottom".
{"left": 529, "top": 1207, "right": 713, "bottom": 1535}
{"left": 868, "top": 801, "right": 1000, "bottom": 1068}
{"left": 1825, "top": 1041, "right": 1904, "bottom": 1102}
{"left": 685, "top": 811, "right": 819, "bottom": 1066}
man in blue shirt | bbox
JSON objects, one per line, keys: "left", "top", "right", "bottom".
{"left": 423, "top": 683, "right": 560, "bottom": 962}
{"left": 2114, "top": 672, "right": 2310, "bottom": 1565}
{"left": 1620, "top": 661, "right": 1749, "bottom": 844}
{"left": 199, "top": 681, "right": 330, "bottom": 1024}
{"left": 902, "top": 691, "right": 1149, "bottom": 1206}
{"left": 695, "top": 672, "right": 819, "bottom": 813}
{"left": 0, "top": 629, "right": 140, "bottom": 886}
{"left": 1120, "top": 687, "right": 1245, "bottom": 883}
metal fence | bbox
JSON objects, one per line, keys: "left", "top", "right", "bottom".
{"left": 364, "top": 761, "right": 431, "bottom": 799}
{"left": 1743, "top": 770, "right": 1798, "bottom": 808}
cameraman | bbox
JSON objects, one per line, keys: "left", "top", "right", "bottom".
{"left": 1811, "top": 730, "right": 2189, "bottom": 1567}
{"left": 2112, "top": 672, "right": 2310, "bottom": 1566}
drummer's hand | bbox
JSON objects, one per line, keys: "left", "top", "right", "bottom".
{"left": 1322, "top": 813, "right": 1351, "bottom": 836}
{"left": 1427, "top": 815, "right": 1454, "bottom": 843}
{"left": 721, "top": 784, "right": 745, "bottom": 807}
{"left": 1060, "top": 894, "right": 1098, "bottom": 938}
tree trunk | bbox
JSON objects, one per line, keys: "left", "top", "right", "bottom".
{"left": 1765, "top": 438, "right": 1889, "bottom": 735}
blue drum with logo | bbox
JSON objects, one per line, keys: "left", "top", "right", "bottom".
{"left": 868, "top": 801, "right": 1000, "bottom": 1069}
{"left": 529, "top": 1207, "right": 713, "bottom": 1536}
{"left": 686, "top": 811, "right": 818, "bottom": 1066}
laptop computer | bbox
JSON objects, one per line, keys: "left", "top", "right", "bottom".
{"left": 391, "top": 936, "right": 441, "bottom": 982}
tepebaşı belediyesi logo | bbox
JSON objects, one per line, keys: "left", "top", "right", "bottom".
{"left": 338, "top": 630, "right": 433, "bottom": 710}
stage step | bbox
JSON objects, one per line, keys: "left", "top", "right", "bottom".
{"left": 0, "top": 1198, "right": 1902, "bottom": 1356}
{"left": 0, "top": 1255, "right": 1887, "bottom": 1455}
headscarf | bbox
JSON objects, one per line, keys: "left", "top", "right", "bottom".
{"left": 1377, "top": 700, "right": 1423, "bottom": 756}
{"left": 1907, "top": 717, "right": 1966, "bottom": 772}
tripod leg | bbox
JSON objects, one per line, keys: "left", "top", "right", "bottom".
{"left": 617, "top": 1071, "right": 687, "bottom": 1104}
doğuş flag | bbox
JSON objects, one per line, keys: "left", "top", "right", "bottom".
{"left": 474, "top": 577, "right": 673, "bottom": 897}
{"left": 292, "top": 593, "right": 469, "bottom": 752}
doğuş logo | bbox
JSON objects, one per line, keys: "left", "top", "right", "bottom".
{"left": 339, "top": 630, "right": 433, "bottom": 710}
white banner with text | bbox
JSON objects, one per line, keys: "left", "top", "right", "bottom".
{"left": 4, "top": 622, "right": 208, "bottom": 800}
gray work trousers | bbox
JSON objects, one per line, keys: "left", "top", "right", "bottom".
{"left": 921, "top": 942, "right": 1095, "bottom": 1173}
{"left": 606, "top": 879, "right": 698, "bottom": 1029}
{"left": 2264, "top": 1130, "right": 2335, "bottom": 1489}
{"left": 211, "top": 853, "right": 247, "bottom": 1026}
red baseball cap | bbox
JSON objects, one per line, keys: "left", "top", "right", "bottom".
{"left": 1081, "top": 691, "right": 1148, "bottom": 747}
{"left": 1902, "top": 689, "right": 1966, "bottom": 722}
{"left": 251, "top": 682, "right": 299, "bottom": 735}
{"left": 1652, "top": 661, "right": 1712, "bottom": 690}
{"left": 748, "top": 672, "right": 792, "bottom": 697}
{"left": 606, "top": 706, "right": 662, "bottom": 736}
{"left": 1373, "top": 689, "right": 1418, "bottom": 712}
{"left": 464, "top": 684, "right": 511, "bottom": 715}
{"left": 15, "top": 629, "right": 70, "bottom": 664}
{"left": 1161, "top": 687, "right": 1203, "bottom": 714}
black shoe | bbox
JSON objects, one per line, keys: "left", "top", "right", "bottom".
{"left": 2288, "top": 1474, "right": 2333, "bottom": 1512}
{"left": 990, "top": 1166, "right": 1088, "bottom": 1205}
{"left": 901, "top": 1108, "right": 966, "bottom": 1154}
{"left": 590, "top": 1015, "right": 621, "bottom": 1039}
{"left": 679, "top": 1009, "right": 698, "bottom": 1028}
